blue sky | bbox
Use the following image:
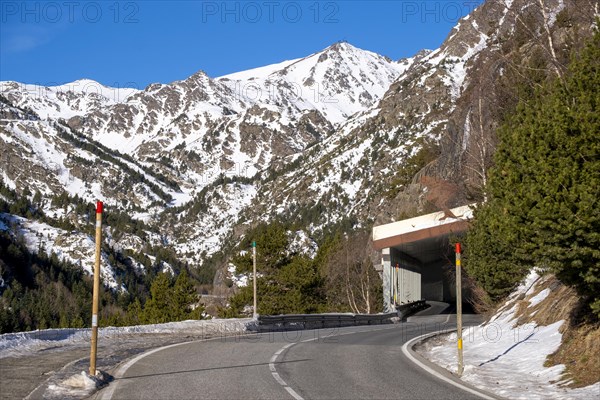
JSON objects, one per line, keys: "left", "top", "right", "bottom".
{"left": 1, "top": 1, "right": 484, "bottom": 89}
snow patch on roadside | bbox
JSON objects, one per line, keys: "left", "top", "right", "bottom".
{"left": 419, "top": 270, "right": 600, "bottom": 399}
{"left": 0, "top": 318, "right": 253, "bottom": 359}
{"left": 47, "top": 371, "right": 110, "bottom": 399}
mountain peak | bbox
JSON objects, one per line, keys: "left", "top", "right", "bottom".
{"left": 325, "top": 40, "right": 353, "bottom": 53}
{"left": 217, "top": 41, "right": 406, "bottom": 124}
{"left": 320, "top": 41, "right": 376, "bottom": 58}
{"left": 188, "top": 70, "right": 209, "bottom": 80}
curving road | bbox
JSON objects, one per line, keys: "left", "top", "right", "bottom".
{"left": 96, "top": 312, "right": 486, "bottom": 400}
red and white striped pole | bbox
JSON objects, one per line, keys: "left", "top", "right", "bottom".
{"left": 89, "top": 201, "right": 103, "bottom": 375}
{"left": 455, "top": 242, "right": 464, "bottom": 376}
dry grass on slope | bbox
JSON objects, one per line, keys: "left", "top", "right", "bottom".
{"left": 511, "top": 274, "right": 600, "bottom": 388}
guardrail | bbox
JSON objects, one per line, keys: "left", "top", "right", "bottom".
{"left": 397, "top": 299, "right": 429, "bottom": 320}
{"left": 255, "top": 300, "right": 428, "bottom": 331}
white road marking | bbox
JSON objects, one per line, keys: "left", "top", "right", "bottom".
{"left": 268, "top": 325, "right": 399, "bottom": 400}
{"left": 99, "top": 340, "right": 197, "bottom": 400}
{"left": 101, "top": 324, "right": 400, "bottom": 400}
{"left": 284, "top": 386, "right": 304, "bottom": 400}
{"left": 272, "top": 372, "right": 287, "bottom": 386}
{"left": 99, "top": 333, "right": 255, "bottom": 399}
{"left": 268, "top": 341, "right": 305, "bottom": 400}
{"left": 401, "top": 331, "right": 498, "bottom": 400}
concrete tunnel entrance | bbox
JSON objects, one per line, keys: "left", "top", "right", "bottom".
{"left": 372, "top": 205, "right": 474, "bottom": 313}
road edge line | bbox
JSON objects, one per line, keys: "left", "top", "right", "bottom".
{"left": 401, "top": 331, "right": 502, "bottom": 400}
{"left": 98, "top": 339, "right": 197, "bottom": 400}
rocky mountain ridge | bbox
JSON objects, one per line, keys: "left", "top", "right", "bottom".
{"left": 1, "top": 0, "right": 597, "bottom": 285}
{"left": 2, "top": 42, "right": 405, "bottom": 197}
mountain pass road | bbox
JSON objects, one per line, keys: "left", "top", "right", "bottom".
{"left": 95, "top": 314, "right": 485, "bottom": 400}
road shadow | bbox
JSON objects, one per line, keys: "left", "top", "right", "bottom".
{"left": 116, "top": 359, "right": 311, "bottom": 380}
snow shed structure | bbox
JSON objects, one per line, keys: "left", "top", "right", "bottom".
{"left": 372, "top": 205, "right": 474, "bottom": 312}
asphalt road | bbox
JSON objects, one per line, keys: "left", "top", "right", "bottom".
{"left": 96, "top": 314, "right": 484, "bottom": 400}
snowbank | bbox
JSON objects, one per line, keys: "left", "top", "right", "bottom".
{"left": 47, "top": 370, "right": 111, "bottom": 399}
{"left": 0, "top": 318, "right": 253, "bottom": 359}
{"left": 419, "top": 270, "right": 600, "bottom": 399}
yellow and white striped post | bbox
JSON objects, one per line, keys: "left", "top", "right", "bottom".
{"left": 455, "top": 242, "right": 464, "bottom": 377}
{"left": 89, "top": 201, "right": 103, "bottom": 376}
{"left": 252, "top": 240, "right": 257, "bottom": 319}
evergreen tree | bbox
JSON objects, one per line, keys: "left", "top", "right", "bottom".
{"left": 222, "top": 222, "right": 325, "bottom": 317}
{"left": 276, "top": 256, "right": 324, "bottom": 314}
{"left": 231, "top": 222, "right": 289, "bottom": 275}
{"left": 140, "top": 271, "right": 202, "bottom": 323}
{"left": 467, "top": 28, "right": 600, "bottom": 316}
{"left": 466, "top": 202, "right": 529, "bottom": 300}
{"left": 172, "top": 270, "right": 202, "bottom": 320}
{"left": 126, "top": 298, "right": 143, "bottom": 325}
{"left": 142, "top": 272, "right": 173, "bottom": 324}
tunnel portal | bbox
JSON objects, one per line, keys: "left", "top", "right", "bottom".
{"left": 372, "top": 205, "right": 474, "bottom": 313}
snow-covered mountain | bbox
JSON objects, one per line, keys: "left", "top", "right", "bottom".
{"left": 0, "top": 79, "right": 139, "bottom": 120}
{"left": 238, "top": 0, "right": 597, "bottom": 231}
{"left": 2, "top": 43, "right": 406, "bottom": 205}
{"left": 0, "top": 213, "right": 122, "bottom": 289}
{"left": 1, "top": 0, "right": 597, "bottom": 283}
{"left": 218, "top": 42, "right": 410, "bottom": 124}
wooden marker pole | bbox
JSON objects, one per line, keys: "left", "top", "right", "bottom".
{"left": 89, "top": 201, "right": 103, "bottom": 376}
{"left": 455, "top": 242, "right": 464, "bottom": 377}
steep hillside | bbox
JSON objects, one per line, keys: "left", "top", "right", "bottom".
{"left": 418, "top": 271, "right": 600, "bottom": 396}
{"left": 219, "top": 41, "right": 410, "bottom": 124}
{"left": 226, "top": 0, "right": 598, "bottom": 235}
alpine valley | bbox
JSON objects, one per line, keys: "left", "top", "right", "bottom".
{"left": 0, "top": 0, "right": 597, "bottom": 322}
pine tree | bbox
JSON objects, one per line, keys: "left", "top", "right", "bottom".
{"left": 142, "top": 273, "right": 173, "bottom": 324}
{"left": 467, "top": 28, "right": 600, "bottom": 316}
{"left": 466, "top": 199, "right": 530, "bottom": 300}
{"left": 172, "top": 270, "right": 201, "bottom": 320}
{"left": 222, "top": 222, "right": 326, "bottom": 317}
{"left": 126, "top": 298, "right": 143, "bottom": 325}
{"left": 276, "top": 256, "right": 324, "bottom": 314}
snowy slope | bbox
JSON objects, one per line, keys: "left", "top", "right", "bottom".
{"left": 172, "top": 182, "right": 258, "bottom": 263}
{"left": 0, "top": 80, "right": 139, "bottom": 120}
{"left": 234, "top": 0, "right": 585, "bottom": 237}
{"left": 0, "top": 111, "right": 178, "bottom": 210}
{"left": 419, "top": 270, "right": 600, "bottom": 399}
{"left": 219, "top": 42, "right": 409, "bottom": 124}
{"left": 1, "top": 41, "right": 412, "bottom": 269}
{"left": 0, "top": 213, "right": 121, "bottom": 290}
{"left": 1, "top": 42, "right": 404, "bottom": 205}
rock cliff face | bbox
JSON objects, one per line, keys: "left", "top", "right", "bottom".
{"left": 1, "top": 0, "right": 597, "bottom": 276}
